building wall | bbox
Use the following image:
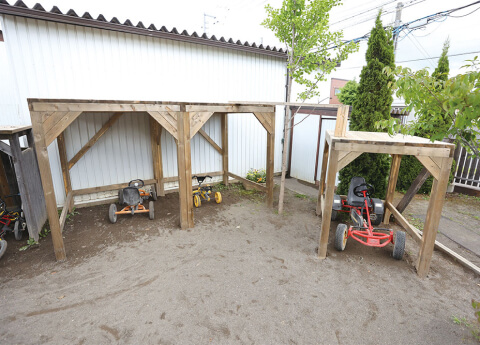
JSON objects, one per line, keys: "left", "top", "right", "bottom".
{"left": 329, "top": 78, "right": 349, "bottom": 104}
{"left": 0, "top": 15, "right": 286, "bottom": 206}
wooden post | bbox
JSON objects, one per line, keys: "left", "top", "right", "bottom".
{"left": 57, "top": 132, "right": 73, "bottom": 212}
{"left": 316, "top": 142, "right": 330, "bottom": 216}
{"left": 334, "top": 105, "right": 349, "bottom": 137}
{"left": 221, "top": 113, "right": 229, "bottom": 185}
{"left": 266, "top": 112, "right": 275, "bottom": 207}
{"left": 176, "top": 110, "right": 194, "bottom": 229}
{"left": 31, "top": 111, "right": 66, "bottom": 261}
{"left": 150, "top": 117, "right": 164, "bottom": 196}
{"left": 318, "top": 145, "right": 339, "bottom": 259}
{"left": 416, "top": 156, "right": 453, "bottom": 278}
{"left": 383, "top": 154, "right": 402, "bottom": 224}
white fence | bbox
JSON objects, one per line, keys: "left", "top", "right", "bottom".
{"left": 454, "top": 145, "right": 480, "bottom": 191}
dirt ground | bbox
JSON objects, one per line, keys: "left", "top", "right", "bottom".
{"left": 1, "top": 183, "right": 480, "bottom": 344}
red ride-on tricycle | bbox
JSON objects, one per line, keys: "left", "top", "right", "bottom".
{"left": 333, "top": 177, "right": 406, "bottom": 260}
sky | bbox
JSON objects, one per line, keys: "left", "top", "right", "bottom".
{"left": 15, "top": 0, "right": 480, "bottom": 103}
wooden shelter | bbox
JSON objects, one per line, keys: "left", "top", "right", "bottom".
{"left": 28, "top": 99, "right": 276, "bottom": 261}
{"left": 316, "top": 125, "right": 456, "bottom": 278}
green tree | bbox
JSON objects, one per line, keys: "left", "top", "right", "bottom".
{"left": 337, "top": 79, "right": 358, "bottom": 105}
{"left": 337, "top": 11, "right": 395, "bottom": 199}
{"left": 397, "top": 40, "right": 450, "bottom": 193}
{"left": 263, "top": 0, "right": 358, "bottom": 213}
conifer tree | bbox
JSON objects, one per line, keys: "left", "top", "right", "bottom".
{"left": 337, "top": 11, "right": 395, "bottom": 199}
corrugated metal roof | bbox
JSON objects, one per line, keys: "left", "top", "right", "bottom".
{"left": 0, "top": 0, "right": 286, "bottom": 58}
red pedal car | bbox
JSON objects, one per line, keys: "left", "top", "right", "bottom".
{"left": 333, "top": 177, "right": 406, "bottom": 260}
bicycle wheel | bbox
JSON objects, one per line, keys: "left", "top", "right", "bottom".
{"left": 0, "top": 239, "right": 7, "bottom": 259}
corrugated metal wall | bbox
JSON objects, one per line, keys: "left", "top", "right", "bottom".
{"left": 0, "top": 15, "right": 286, "bottom": 206}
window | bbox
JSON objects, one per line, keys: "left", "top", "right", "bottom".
{"left": 334, "top": 88, "right": 341, "bottom": 95}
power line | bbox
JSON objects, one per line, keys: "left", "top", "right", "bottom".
{"left": 331, "top": 0, "right": 397, "bottom": 26}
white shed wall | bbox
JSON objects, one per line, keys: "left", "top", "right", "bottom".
{"left": 0, "top": 15, "right": 286, "bottom": 206}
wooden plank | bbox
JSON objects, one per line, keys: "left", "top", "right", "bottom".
{"left": 253, "top": 112, "right": 273, "bottom": 133}
{"left": 176, "top": 111, "right": 194, "bottom": 229}
{"left": 416, "top": 155, "right": 440, "bottom": 180}
{"left": 59, "top": 192, "right": 73, "bottom": 232}
{"left": 197, "top": 128, "right": 222, "bottom": 154}
{"left": 434, "top": 240, "right": 480, "bottom": 276}
{"left": 57, "top": 132, "right": 73, "bottom": 212}
{"left": 318, "top": 146, "right": 339, "bottom": 258}
{"left": 187, "top": 105, "right": 275, "bottom": 113}
{"left": 44, "top": 111, "right": 83, "bottom": 146}
{"left": 229, "top": 101, "right": 341, "bottom": 109}
{"left": 266, "top": 112, "right": 275, "bottom": 207}
{"left": 190, "top": 112, "right": 214, "bottom": 138}
{"left": 337, "top": 151, "right": 362, "bottom": 172}
{"left": 383, "top": 154, "right": 402, "bottom": 225}
{"left": 228, "top": 172, "right": 267, "bottom": 191}
{"left": 68, "top": 113, "right": 122, "bottom": 170}
{"left": 0, "top": 125, "right": 32, "bottom": 135}
{"left": 0, "top": 141, "right": 12, "bottom": 156}
{"left": 150, "top": 117, "right": 164, "bottom": 196}
{"left": 417, "top": 156, "right": 453, "bottom": 278}
{"left": 72, "top": 179, "right": 157, "bottom": 196}
{"left": 221, "top": 113, "right": 229, "bottom": 185}
{"left": 43, "top": 111, "right": 68, "bottom": 134}
{"left": 333, "top": 142, "right": 452, "bottom": 158}
{"left": 396, "top": 167, "right": 431, "bottom": 213}
{"left": 316, "top": 141, "right": 330, "bottom": 216}
{"left": 32, "top": 102, "right": 181, "bottom": 113}
{"left": 386, "top": 202, "right": 422, "bottom": 242}
{"left": 334, "top": 105, "right": 349, "bottom": 137}
{"left": 148, "top": 111, "right": 178, "bottom": 140}
{"left": 30, "top": 111, "right": 66, "bottom": 261}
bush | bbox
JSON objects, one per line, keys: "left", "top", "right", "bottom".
{"left": 246, "top": 168, "right": 266, "bottom": 184}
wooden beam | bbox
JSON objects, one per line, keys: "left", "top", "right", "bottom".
{"left": 266, "top": 112, "right": 275, "bottom": 207}
{"left": 31, "top": 102, "right": 181, "bottom": 113}
{"left": 190, "top": 112, "right": 214, "bottom": 138}
{"left": 221, "top": 113, "right": 229, "bottom": 186}
{"left": 150, "top": 117, "right": 164, "bottom": 196}
{"left": 318, "top": 146, "right": 339, "bottom": 259}
{"left": 0, "top": 141, "right": 12, "bottom": 156}
{"left": 396, "top": 167, "right": 431, "bottom": 213}
{"left": 198, "top": 128, "right": 222, "bottom": 154}
{"left": 148, "top": 111, "right": 178, "bottom": 140}
{"left": 417, "top": 156, "right": 453, "bottom": 278}
{"left": 229, "top": 101, "right": 341, "bottom": 109}
{"left": 68, "top": 113, "right": 122, "bottom": 170}
{"left": 334, "top": 104, "right": 349, "bottom": 137}
{"left": 333, "top": 142, "right": 452, "bottom": 158}
{"left": 316, "top": 142, "right": 330, "bottom": 216}
{"left": 59, "top": 192, "right": 73, "bottom": 232}
{"left": 186, "top": 105, "right": 275, "bottom": 113}
{"left": 385, "top": 202, "right": 422, "bottom": 243}
{"left": 383, "top": 154, "right": 402, "bottom": 225}
{"left": 72, "top": 179, "right": 157, "bottom": 196}
{"left": 416, "top": 155, "right": 440, "bottom": 180}
{"left": 30, "top": 111, "right": 66, "bottom": 261}
{"left": 57, "top": 132, "right": 73, "bottom": 212}
{"left": 176, "top": 111, "right": 194, "bottom": 229}
{"left": 227, "top": 172, "right": 267, "bottom": 191}
{"left": 337, "top": 151, "right": 362, "bottom": 172}
{"left": 253, "top": 112, "right": 273, "bottom": 133}
{"left": 44, "top": 111, "right": 83, "bottom": 146}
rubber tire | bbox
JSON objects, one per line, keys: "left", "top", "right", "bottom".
{"left": 215, "top": 192, "right": 222, "bottom": 204}
{"left": 194, "top": 195, "right": 201, "bottom": 208}
{"left": 109, "top": 204, "right": 117, "bottom": 224}
{"left": 118, "top": 190, "right": 124, "bottom": 205}
{"left": 331, "top": 210, "right": 338, "bottom": 221}
{"left": 370, "top": 214, "right": 382, "bottom": 226}
{"left": 151, "top": 190, "right": 157, "bottom": 201}
{"left": 0, "top": 239, "right": 6, "bottom": 259}
{"left": 149, "top": 201, "right": 154, "bottom": 220}
{"left": 14, "top": 220, "right": 22, "bottom": 241}
{"left": 393, "top": 231, "right": 406, "bottom": 260}
{"left": 334, "top": 223, "right": 348, "bottom": 251}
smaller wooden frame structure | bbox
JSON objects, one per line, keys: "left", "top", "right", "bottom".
{"left": 28, "top": 99, "right": 276, "bottom": 261}
{"left": 0, "top": 125, "right": 47, "bottom": 241}
{"left": 316, "top": 129, "right": 455, "bottom": 278}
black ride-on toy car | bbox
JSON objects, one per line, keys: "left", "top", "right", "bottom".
{"left": 332, "top": 176, "right": 406, "bottom": 260}
{"left": 109, "top": 179, "right": 154, "bottom": 223}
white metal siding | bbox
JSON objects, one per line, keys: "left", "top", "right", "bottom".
{"left": 0, "top": 15, "right": 286, "bottom": 206}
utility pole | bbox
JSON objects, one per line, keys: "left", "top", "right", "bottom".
{"left": 393, "top": 2, "right": 404, "bottom": 57}
{"left": 203, "top": 13, "right": 216, "bottom": 35}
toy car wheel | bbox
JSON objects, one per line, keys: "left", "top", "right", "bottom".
{"left": 393, "top": 231, "right": 406, "bottom": 260}
{"left": 331, "top": 210, "right": 338, "bottom": 221}
{"left": 151, "top": 190, "right": 157, "bottom": 201}
{"left": 370, "top": 214, "right": 382, "bottom": 226}
{"left": 0, "top": 239, "right": 7, "bottom": 259}
{"left": 215, "top": 192, "right": 222, "bottom": 204}
{"left": 118, "top": 190, "right": 124, "bottom": 205}
{"left": 14, "top": 220, "right": 23, "bottom": 241}
{"left": 109, "top": 204, "right": 117, "bottom": 224}
{"left": 335, "top": 223, "right": 348, "bottom": 251}
{"left": 149, "top": 201, "right": 154, "bottom": 220}
{"left": 193, "top": 195, "right": 201, "bottom": 208}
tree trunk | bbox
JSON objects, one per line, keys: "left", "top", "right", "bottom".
{"left": 278, "top": 71, "right": 293, "bottom": 214}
